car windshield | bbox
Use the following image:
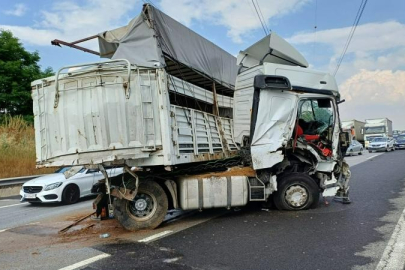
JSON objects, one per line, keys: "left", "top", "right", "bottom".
{"left": 54, "top": 167, "right": 72, "bottom": 173}
{"left": 397, "top": 136, "right": 405, "bottom": 141}
{"left": 373, "top": 138, "right": 387, "bottom": 142}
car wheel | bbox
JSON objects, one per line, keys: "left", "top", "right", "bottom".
{"left": 359, "top": 149, "right": 363, "bottom": 155}
{"left": 62, "top": 184, "right": 80, "bottom": 204}
{"left": 114, "top": 180, "right": 168, "bottom": 231}
{"left": 273, "top": 173, "right": 319, "bottom": 211}
{"left": 369, "top": 150, "right": 372, "bottom": 153}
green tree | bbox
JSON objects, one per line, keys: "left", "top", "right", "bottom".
{"left": 0, "top": 30, "right": 53, "bottom": 118}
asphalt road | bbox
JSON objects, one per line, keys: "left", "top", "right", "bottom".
{"left": 1, "top": 149, "right": 404, "bottom": 270}
{"left": 0, "top": 196, "right": 93, "bottom": 231}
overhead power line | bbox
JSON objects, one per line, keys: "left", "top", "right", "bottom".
{"left": 255, "top": 0, "right": 270, "bottom": 34}
{"left": 251, "top": 0, "right": 268, "bottom": 36}
{"left": 333, "top": 0, "right": 368, "bottom": 76}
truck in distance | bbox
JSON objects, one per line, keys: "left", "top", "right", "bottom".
{"left": 341, "top": 120, "right": 365, "bottom": 145}
{"left": 364, "top": 118, "right": 393, "bottom": 149}
{"left": 32, "top": 4, "right": 352, "bottom": 231}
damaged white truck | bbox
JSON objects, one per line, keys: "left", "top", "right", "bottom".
{"left": 32, "top": 4, "right": 351, "bottom": 231}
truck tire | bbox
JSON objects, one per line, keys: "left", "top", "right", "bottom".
{"left": 114, "top": 180, "right": 168, "bottom": 231}
{"left": 273, "top": 173, "right": 319, "bottom": 211}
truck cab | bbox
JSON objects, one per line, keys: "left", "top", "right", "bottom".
{"left": 234, "top": 33, "right": 351, "bottom": 210}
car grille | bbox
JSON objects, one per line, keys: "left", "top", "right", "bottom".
{"left": 23, "top": 186, "right": 43, "bottom": 193}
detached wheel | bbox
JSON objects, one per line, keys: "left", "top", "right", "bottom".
{"left": 273, "top": 173, "right": 319, "bottom": 211}
{"left": 114, "top": 180, "right": 168, "bottom": 231}
{"left": 62, "top": 185, "right": 80, "bottom": 204}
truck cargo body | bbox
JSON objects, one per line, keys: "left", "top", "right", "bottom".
{"left": 32, "top": 61, "right": 238, "bottom": 168}
{"left": 341, "top": 120, "right": 365, "bottom": 144}
{"left": 364, "top": 118, "right": 393, "bottom": 148}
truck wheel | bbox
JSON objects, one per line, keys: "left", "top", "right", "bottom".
{"left": 273, "top": 173, "right": 319, "bottom": 211}
{"left": 114, "top": 180, "right": 168, "bottom": 231}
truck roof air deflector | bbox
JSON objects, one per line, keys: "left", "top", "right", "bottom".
{"left": 237, "top": 32, "right": 309, "bottom": 68}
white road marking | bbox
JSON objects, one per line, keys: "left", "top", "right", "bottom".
{"left": 0, "top": 202, "right": 28, "bottom": 209}
{"left": 376, "top": 207, "right": 405, "bottom": 270}
{"left": 367, "top": 155, "right": 379, "bottom": 160}
{"left": 58, "top": 253, "right": 110, "bottom": 270}
{"left": 138, "top": 230, "right": 173, "bottom": 243}
{"left": 164, "top": 257, "right": 181, "bottom": 263}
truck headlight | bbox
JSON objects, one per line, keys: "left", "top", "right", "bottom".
{"left": 44, "top": 182, "right": 63, "bottom": 191}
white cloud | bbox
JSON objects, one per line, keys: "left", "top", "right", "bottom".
{"left": 339, "top": 69, "right": 405, "bottom": 129}
{"left": 288, "top": 21, "right": 405, "bottom": 55}
{"left": 0, "top": 25, "right": 59, "bottom": 46}
{"left": 287, "top": 22, "right": 405, "bottom": 128}
{"left": 4, "top": 3, "right": 27, "bottom": 17}
{"left": 1, "top": 0, "right": 139, "bottom": 47}
{"left": 158, "top": 0, "right": 310, "bottom": 43}
{"left": 287, "top": 21, "right": 405, "bottom": 82}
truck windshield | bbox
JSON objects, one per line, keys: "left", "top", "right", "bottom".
{"left": 365, "top": 126, "right": 385, "bottom": 134}
{"left": 298, "top": 99, "right": 334, "bottom": 135}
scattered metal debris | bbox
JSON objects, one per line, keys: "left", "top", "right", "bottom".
{"left": 59, "top": 212, "right": 95, "bottom": 234}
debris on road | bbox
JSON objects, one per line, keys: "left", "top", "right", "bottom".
{"left": 59, "top": 212, "right": 95, "bottom": 234}
{"left": 99, "top": 233, "right": 110, "bottom": 238}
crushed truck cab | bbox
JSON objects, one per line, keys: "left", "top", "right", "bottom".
{"left": 32, "top": 4, "right": 351, "bottom": 231}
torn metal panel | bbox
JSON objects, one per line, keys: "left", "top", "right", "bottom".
{"left": 251, "top": 148, "right": 284, "bottom": 170}
{"left": 250, "top": 90, "right": 297, "bottom": 170}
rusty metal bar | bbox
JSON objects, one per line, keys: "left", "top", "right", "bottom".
{"left": 51, "top": 38, "right": 100, "bottom": 56}
{"left": 69, "top": 35, "right": 98, "bottom": 45}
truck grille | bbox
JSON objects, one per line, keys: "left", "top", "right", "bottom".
{"left": 23, "top": 186, "right": 43, "bottom": 193}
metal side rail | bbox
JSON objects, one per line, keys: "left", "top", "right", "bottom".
{"left": 0, "top": 175, "right": 43, "bottom": 187}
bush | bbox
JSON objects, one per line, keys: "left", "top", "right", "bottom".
{"left": 0, "top": 115, "right": 53, "bottom": 178}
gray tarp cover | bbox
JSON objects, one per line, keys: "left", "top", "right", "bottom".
{"left": 98, "top": 5, "right": 237, "bottom": 89}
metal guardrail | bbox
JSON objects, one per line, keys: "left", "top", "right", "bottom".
{"left": 0, "top": 175, "right": 43, "bottom": 187}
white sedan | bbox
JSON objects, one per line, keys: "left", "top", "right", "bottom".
{"left": 20, "top": 167, "right": 123, "bottom": 204}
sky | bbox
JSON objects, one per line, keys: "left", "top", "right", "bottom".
{"left": 1, "top": 0, "right": 405, "bottom": 129}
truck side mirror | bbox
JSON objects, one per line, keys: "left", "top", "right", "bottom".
{"left": 361, "top": 128, "right": 364, "bottom": 135}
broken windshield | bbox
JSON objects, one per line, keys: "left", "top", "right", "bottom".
{"left": 298, "top": 99, "right": 334, "bottom": 135}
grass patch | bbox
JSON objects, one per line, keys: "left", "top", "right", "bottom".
{"left": 0, "top": 115, "right": 54, "bottom": 178}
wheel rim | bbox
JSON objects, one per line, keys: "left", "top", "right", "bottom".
{"left": 66, "top": 186, "right": 79, "bottom": 203}
{"left": 128, "top": 192, "right": 158, "bottom": 221}
{"left": 285, "top": 185, "right": 309, "bottom": 208}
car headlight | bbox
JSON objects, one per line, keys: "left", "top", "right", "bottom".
{"left": 44, "top": 182, "right": 63, "bottom": 191}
